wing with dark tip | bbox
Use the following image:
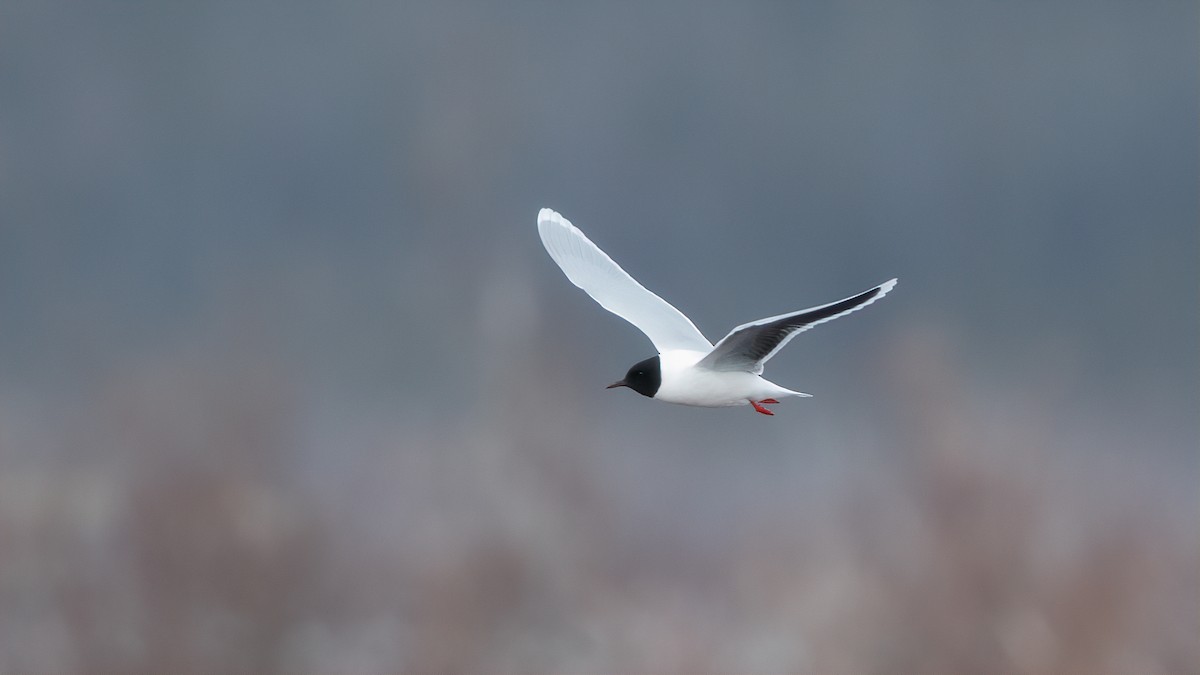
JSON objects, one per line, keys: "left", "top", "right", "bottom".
{"left": 697, "top": 279, "right": 897, "bottom": 373}
{"left": 537, "top": 208, "right": 713, "bottom": 354}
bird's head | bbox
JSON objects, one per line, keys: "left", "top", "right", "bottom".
{"left": 606, "top": 355, "right": 661, "bottom": 398}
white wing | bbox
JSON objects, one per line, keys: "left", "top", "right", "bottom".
{"left": 537, "top": 208, "right": 712, "bottom": 353}
{"left": 698, "top": 278, "right": 898, "bottom": 373}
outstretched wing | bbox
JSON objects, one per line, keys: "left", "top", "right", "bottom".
{"left": 537, "top": 208, "right": 712, "bottom": 354}
{"left": 697, "top": 278, "right": 897, "bottom": 373}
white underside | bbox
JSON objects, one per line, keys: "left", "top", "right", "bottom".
{"left": 653, "top": 350, "right": 811, "bottom": 408}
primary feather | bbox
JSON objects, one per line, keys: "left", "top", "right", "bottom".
{"left": 697, "top": 278, "right": 898, "bottom": 373}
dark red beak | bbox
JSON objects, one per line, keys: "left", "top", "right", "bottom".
{"left": 605, "top": 380, "right": 627, "bottom": 389}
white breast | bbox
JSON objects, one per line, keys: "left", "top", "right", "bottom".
{"left": 654, "top": 350, "right": 791, "bottom": 408}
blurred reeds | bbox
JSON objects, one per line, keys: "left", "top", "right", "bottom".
{"left": 0, "top": 325, "right": 1192, "bottom": 674}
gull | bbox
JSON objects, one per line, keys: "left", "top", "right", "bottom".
{"left": 537, "top": 208, "right": 896, "bottom": 415}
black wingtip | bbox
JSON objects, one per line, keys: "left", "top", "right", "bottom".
{"left": 801, "top": 285, "right": 883, "bottom": 324}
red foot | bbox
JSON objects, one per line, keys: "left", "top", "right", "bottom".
{"left": 750, "top": 400, "right": 775, "bottom": 416}
{"left": 760, "top": 398, "right": 779, "bottom": 404}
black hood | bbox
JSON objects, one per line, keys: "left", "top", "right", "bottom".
{"left": 607, "top": 355, "right": 661, "bottom": 398}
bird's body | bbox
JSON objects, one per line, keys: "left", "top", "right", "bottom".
{"left": 654, "top": 350, "right": 805, "bottom": 409}
{"left": 536, "top": 208, "right": 895, "bottom": 416}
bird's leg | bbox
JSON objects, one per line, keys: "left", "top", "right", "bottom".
{"left": 760, "top": 398, "right": 779, "bottom": 404}
{"left": 750, "top": 399, "right": 775, "bottom": 416}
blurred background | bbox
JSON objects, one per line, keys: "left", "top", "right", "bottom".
{"left": 0, "top": 1, "right": 1196, "bottom": 673}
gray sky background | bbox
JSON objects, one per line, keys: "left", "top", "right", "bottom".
{"left": 0, "top": 2, "right": 1196, "bottom": 673}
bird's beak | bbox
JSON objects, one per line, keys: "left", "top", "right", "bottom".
{"left": 605, "top": 380, "right": 627, "bottom": 389}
